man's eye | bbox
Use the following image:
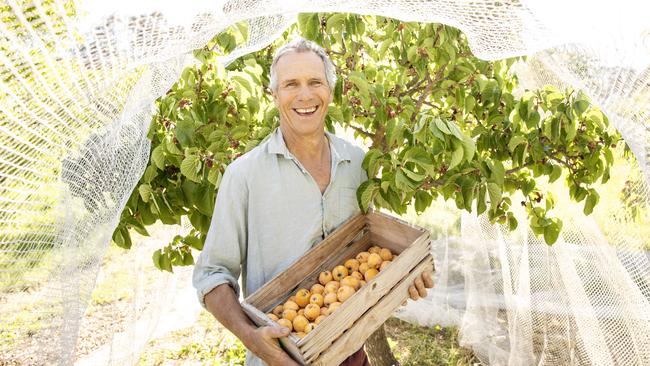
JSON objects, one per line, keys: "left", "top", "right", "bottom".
{"left": 311, "top": 81, "right": 322, "bottom": 86}
{"left": 285, "top": 82, "right": 297, "bottom": 87}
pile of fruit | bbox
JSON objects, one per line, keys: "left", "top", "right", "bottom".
{"left": 266, "top": 245, "right": 396, "bottom": 339}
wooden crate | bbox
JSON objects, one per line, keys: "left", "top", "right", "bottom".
{"left": 242, "top": 210, "right": 434, "bottom": 365}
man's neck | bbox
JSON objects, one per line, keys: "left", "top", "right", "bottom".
{"left": 280, "top": 125, "right": 329, "bottom": 163}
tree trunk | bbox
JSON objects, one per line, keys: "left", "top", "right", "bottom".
{"left": 364, "top": 324, "right": 399, "bottom": 366}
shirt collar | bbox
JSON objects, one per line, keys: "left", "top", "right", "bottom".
{"left": 267, "top": 127, "right": 351, "bottom": 162}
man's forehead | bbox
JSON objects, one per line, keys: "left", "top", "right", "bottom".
{"left": 275, "top": 51, "right": 327, "bottom": 80}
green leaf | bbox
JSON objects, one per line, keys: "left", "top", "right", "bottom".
{"left": 448, "top": 140, "right": 464, "bottom": 170}
{"left": 583, "top": 190, "right": 599, "bottom": 215}
{"left": 543, "top": 220, "right": 562, "bottom": 245}
{"left": 180, "top": 154, "right": 202, "bottom": 183}
{"left": 175, "top": 119, "right": 196, "bottom": 147}
{"left": 138, "top": 184, "right": 153, "bottom": 203}
{"left": 491, "top": 160, "right": 505, "bottom": 186}
{"left": 414, "top": 190, "right": 433, "bottom": 213}
{"left": 435, "top": 118, "right": 451, "bottom": 135}
{"left": 151, "top": 145, "right": 166, "bottom": 170}
{"left": 548, "top": 164, "right": 562, "bottom": 183}
{"left": 404, "top": 147, "right": 435, "bottom": 176}
{"left": 152, "top": 249, "right": 162, "bottom": 270}
{"left": 487, "top": 183, "right": 502, "bottom": 210}
{"left": 508, "top": 134, "right": 527, "bottom": 152}
{"left": 362, "top": 149, "right": 384, "bottom": 177}
{"left": 461, "top": 136, "right": 476, "bottom": 163}
{"left": 208, "top": 166, "right": 222, "bottom": 187}
{"left": 357, "top": 179, "right": 380, "bottom": 213}
{"left": 477, "top": 184, "right": 487, "bottom": 215}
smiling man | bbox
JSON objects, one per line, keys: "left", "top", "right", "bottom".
{"left": 193, "top": 37, "right": 433, "bottom": 366}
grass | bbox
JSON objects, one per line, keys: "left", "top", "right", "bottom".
{"left": 136, "top": 310, "right": 478, "bottom": 366}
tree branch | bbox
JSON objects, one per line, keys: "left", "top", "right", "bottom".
{"left": 350, "top": 125, "right": 375, "bottom": 138}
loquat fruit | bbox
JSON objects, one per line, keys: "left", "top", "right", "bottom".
{"left": 324, "top": 292, "right": 338, "bottom": 306}
{"left": 282, "top": 309, "right": 297, "bottom": 322}
{"left": 292, "top": 315, "right": 309, "bottom": 332}
{"left": 304, "top": 304, "right": 321, "bottom": 321}
{"left": 367, "top": 253, "right": 383, "bottom": 268}
{"left": 332, "top": 265, "right": 349, "bottom": 281}
{"left": 309, "top": 293, "right": 324, "bottom": 307}
{"left": 295, "top": 289, "right": 311, "bottom": 308}
{"left": 356, "top": 251, "right": 370, "bottom": 263}
{"left": 364, "top": 268, "right": 379, "bottom": 281}
{"left": 337, "top": 285, "right": 356, "bottom": 303}
{"left": 277, "top": 318, "right": 293, "bottom": 331}
{"left": 310, "top": 283, "right": 325, "bottom": 295}
{"left": 324, "top": 281, "right": 340, "bottom": 294}
{"left": 319, "top": 271, "right": 333, "bottom": 285}
{"left": 272, "top": 305, "right": 284, "bottom": 317}
{"left": 379, "top": 248, "right": 393, "bottom": 261}
{"left": 344, "top": 259, "right": 360, "bottom": 273}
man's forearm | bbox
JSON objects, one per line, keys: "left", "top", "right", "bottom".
{"left": 204, "top": 283, "right": 257, "bottom": 346}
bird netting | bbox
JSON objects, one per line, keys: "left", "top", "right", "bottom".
{"left": 1, "top": 0, "right": 649, "bottom": 365}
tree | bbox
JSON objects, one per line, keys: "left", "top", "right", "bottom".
{"left": 112, "top": 13, "right": 619, "bottom": 366}
{"left": 113, "top": 13, "right": 618, "bottom": 267}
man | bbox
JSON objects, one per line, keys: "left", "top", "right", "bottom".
{"left": 193, "top": 37, "right": 434, "bottom": 366}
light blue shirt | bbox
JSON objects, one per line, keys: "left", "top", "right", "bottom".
{"left": 193, "top": 127, "right": 367, "bottom": 366}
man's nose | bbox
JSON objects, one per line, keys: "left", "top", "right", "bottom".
{"left": 296, "top": 85, "right": 313, "bottom": 100}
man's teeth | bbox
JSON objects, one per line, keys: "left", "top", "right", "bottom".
{"left": 295, "top": 106, "right": 317, "bottom": 114}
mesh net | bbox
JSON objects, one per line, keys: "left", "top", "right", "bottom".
{"left": 1, "top": 0, "right": 649, "bottom": 365}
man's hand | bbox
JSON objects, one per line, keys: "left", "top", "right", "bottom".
{"left": 407, "top": 270, "right": 434, "bottom": 301}
{"left": 245, "top": 325, "right": 301, "bottom": 366}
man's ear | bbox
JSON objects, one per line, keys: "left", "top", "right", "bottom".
{"left": 271, "top": 90, "right": 279, "bottom": 107}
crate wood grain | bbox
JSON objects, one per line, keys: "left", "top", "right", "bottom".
{"left": 242, "top": 210, "right": 434, "bottom": 365}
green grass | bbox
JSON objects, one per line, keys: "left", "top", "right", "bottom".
{"left": 386, "top": 318, "right": 480, "bottom": 366}
{"left": 136, "top": 311, "right": 477, "bottom": 366}
{"left": 137, "top": 310, "right": 247, "bottom": 366}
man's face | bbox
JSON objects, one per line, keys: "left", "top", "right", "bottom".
{"left": 272, "top": 51, "right": 332, "bottom": 136}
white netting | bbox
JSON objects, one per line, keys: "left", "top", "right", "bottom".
{"left": 1, "top": 0, "right": 650, "bottom": 365}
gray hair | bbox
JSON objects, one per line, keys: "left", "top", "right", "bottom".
{"left": 269, "top": 37, "right": 337, "bottom": 93}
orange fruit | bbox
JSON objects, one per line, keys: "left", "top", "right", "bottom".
{"left": 292, "top": 315, "right": 309, "bottom": 332}
{"left": 379, "top": 260, "right": 391, "bottom": 271}
{"left": 320, "top": 307, "right": 329, "bottom": 316}
{"left": 310, "top": 283, "right": 325, "bottom": 295}
{"left": 309, "top": 293, "right": 324, "bottom": 307}
{"left": 351, "top": 271, "right": 364, "bottom": 281}
{"left": 319, "top": 271, "right": 333, "bottom": 285}
{"left": 295, "top": 331, "right": 306, "bottom": 339}
{"left": 315, "top": 315, "right": 326, "bottom": 324}
{"left": 367, "top": 253, "right": 382, "bottom": 269}
{"left": 341, "top": 276, "right": 359, "bottom": 290}
{"left": 267, "top": 313, "right": 279, "bottom": 321}
{"left": 282, "top": 309, "right": 297, "bottom": 322}
{"left": 304, "top": 323, "right": 315, "bottom": 334}
{"left": 328, "top": 302, "right": 342, "bottom": 313}
{"left": 324, "top": 292, "right": 338, "bottom": 306}
{"left": 355, "top": 252, "right": 370, "bottom": 263}
{"left": 337, "top": 285, "right": 356, "bottom": 303}
{"left": 272, "top": 305, "right": 284, "bottom": 317}
{"left": 332, "top": 265, "right": 349, "bottom": 281}
{"left": 344, "top": 259, "right": 360, "bottom": 273}
{"left": 295, "top": 289, "right": 311, "bottom": 308}
{"left": 277, "top": 318, "right": 293, "bottom": 331}
{"left": 379, "top": 248, "right": 393, "bottom": 261}
{"left": 358, "top": 262, "right": 369, "bottom": 275}
{"left": 289, "top": 296, "right": 297, "bottom": 303}
{"left": 324, "top": 281, "right": 340, "bottom": 294}
{"left": 284, "top": 300, "right": 299, "bottom": 311}
{"left": 304, "top": 304, "right": 321, "bottom": 321}
{"left": 359, "top": 280, "right": 367, "bottom": 287}
{"left": 297, "top": 309, "right": 305, "bottom": 316}
{"left": 368, "top": 246, "right": 381, "bottom": 254}
{"left": 364, "top": 268, "right": 379, "bottom": 281}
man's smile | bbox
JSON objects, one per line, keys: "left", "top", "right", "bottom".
{"left": 293, "top": 106, "right": 319, "bottom": 116}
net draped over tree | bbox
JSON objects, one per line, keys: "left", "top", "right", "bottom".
{"left": 1, "top": 1, "right": 649, "bottom": 365}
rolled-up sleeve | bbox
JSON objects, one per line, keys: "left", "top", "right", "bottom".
{"left": 192, "top": 163, "right": 248, "bottom": 308}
